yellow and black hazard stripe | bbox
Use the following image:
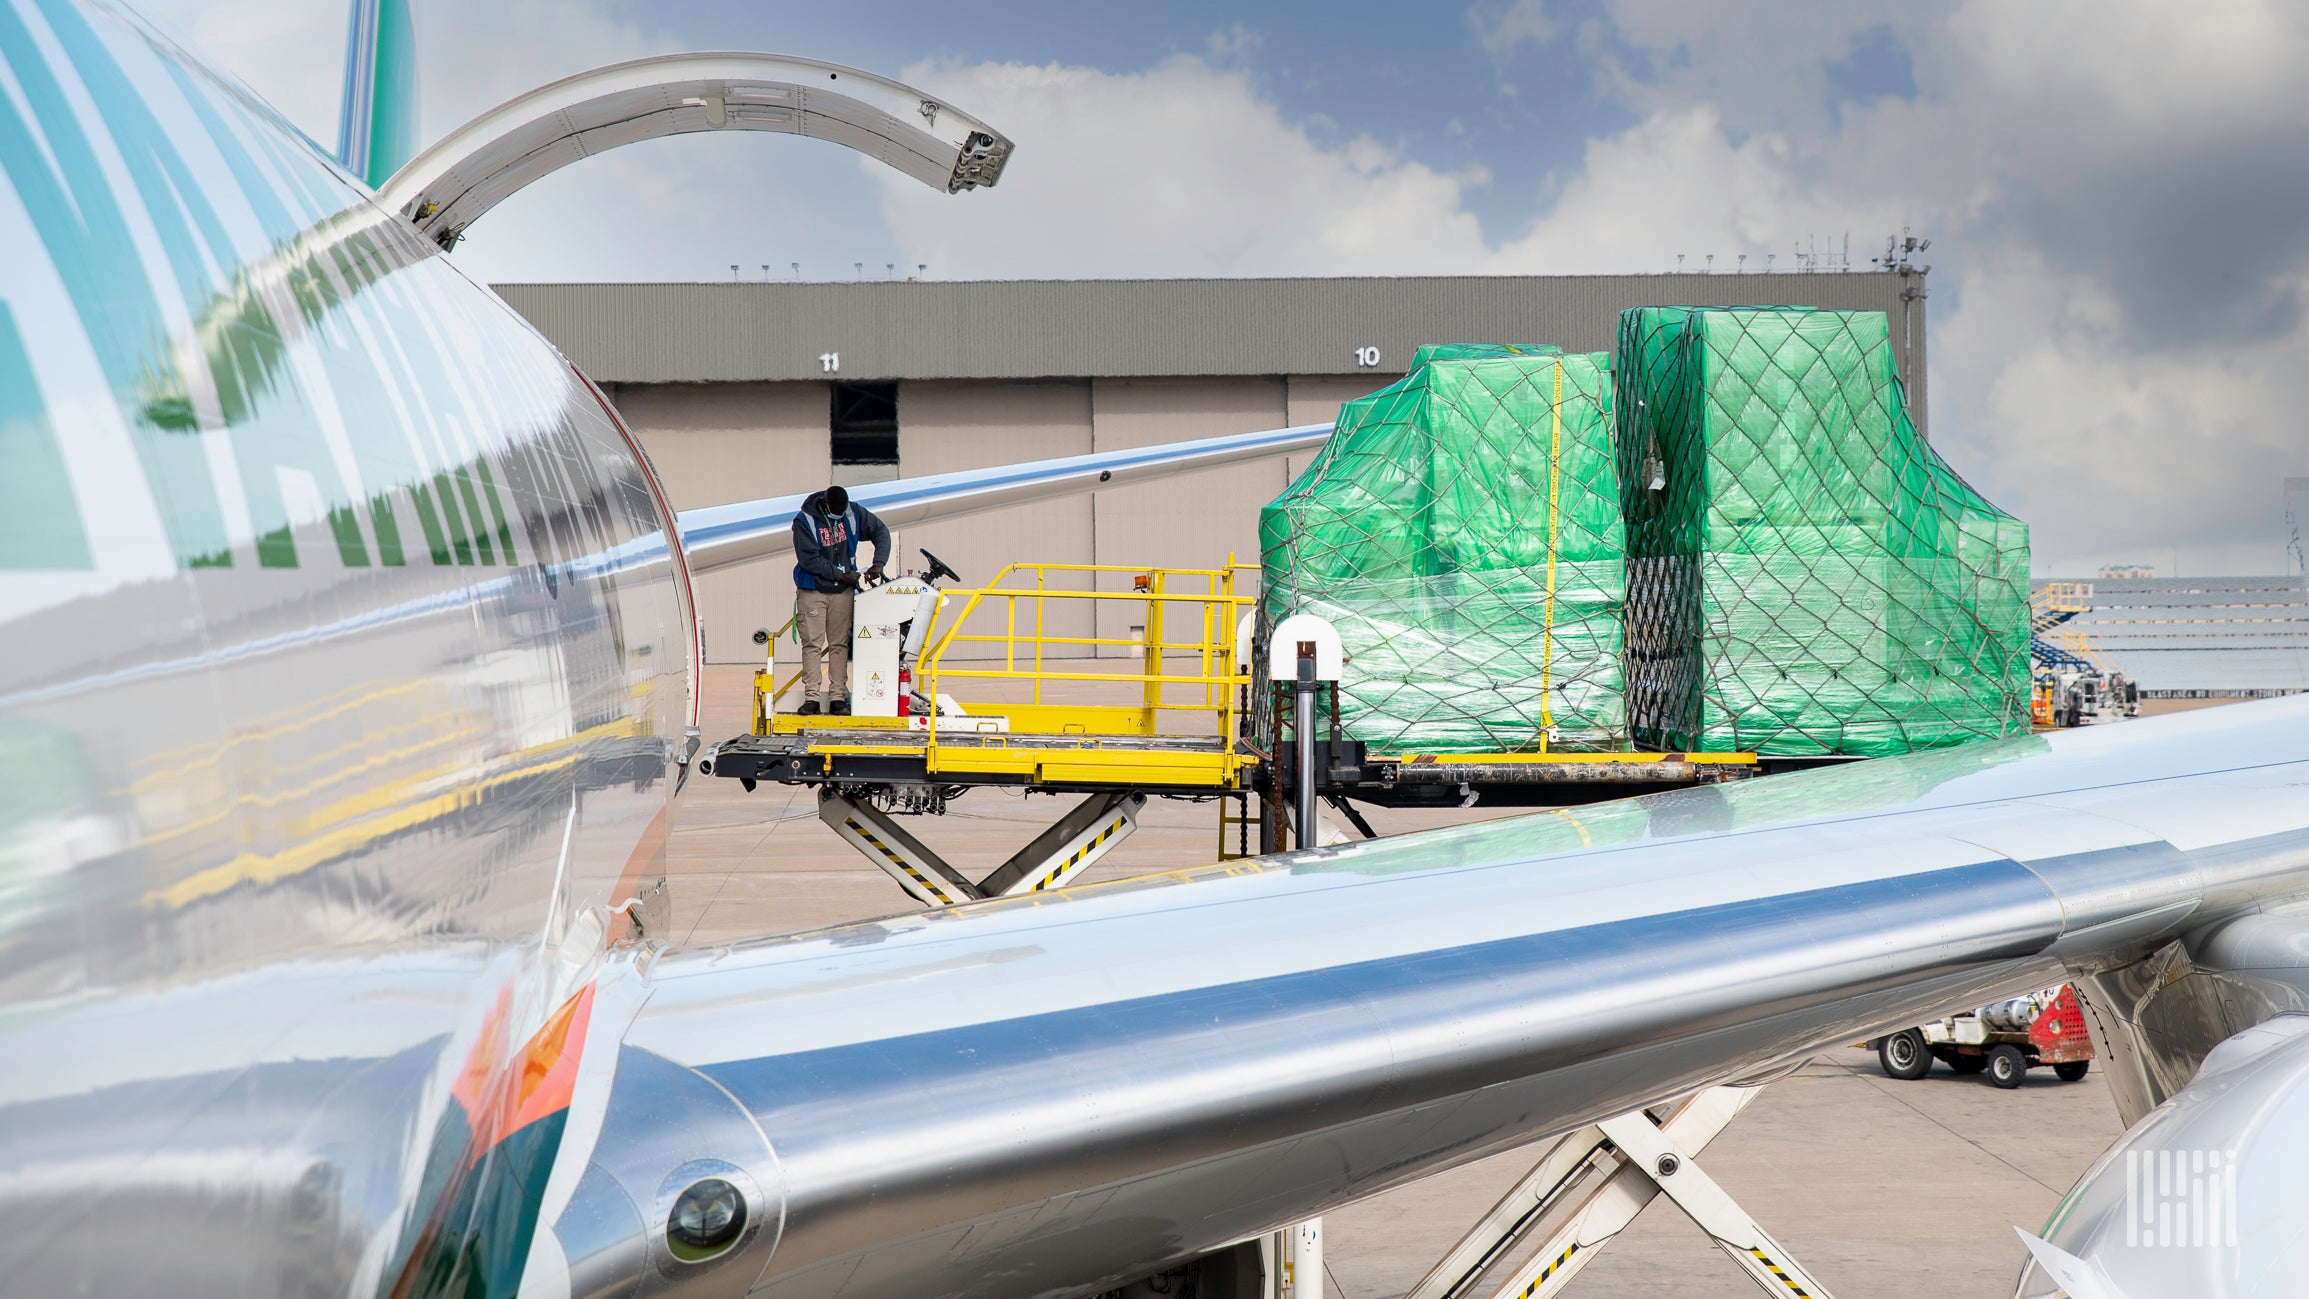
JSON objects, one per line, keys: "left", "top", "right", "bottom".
{"left": 847, "top": 817, "right": 958, "bottom": 905}
{"left": 1032, "top": 815, "right": 1129, "bottom": 891}
{"left": 1747, "top": 1248, "right": 1810, "bottom": 1296}
{"left": 1515, "top": 1242, "right": 1579, "bottom": 1296}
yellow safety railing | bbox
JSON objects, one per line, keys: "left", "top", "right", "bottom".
{"left": 913, "top": 561, "right": 1256, "bottom": 744}
{"left": 749, "top": 610, "right": 804, "bottom": 733}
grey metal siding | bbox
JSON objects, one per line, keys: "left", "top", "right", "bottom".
{"left": 496, "top": 273, "right": 1925, "bottom": 432}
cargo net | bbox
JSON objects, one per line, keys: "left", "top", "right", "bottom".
{"left": 1617, "top": 306, "right": 2031, "bottom": 757}
{"left": 1260, "top": 347, "right": 1628, "bottom": 752}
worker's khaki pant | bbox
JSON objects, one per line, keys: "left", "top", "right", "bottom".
{"left": 796, "top": 588, "right": 853, "bottom": 704}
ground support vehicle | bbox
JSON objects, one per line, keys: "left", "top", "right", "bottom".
{"left": 2034, "top": 669, "right": 2140, "bottom": 728}
{"left": 2028, "top": 583, "right": 2140, "bottom": 728}
{"left": 1872, "top": 986, "right": 2095, "bottom": 1088}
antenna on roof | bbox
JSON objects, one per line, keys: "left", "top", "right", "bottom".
{"left": 729, "top": 264, "right": 739, "bottom": 280}
{"left": 2287, "top": 477, "right": 2309, "bottom": 581}
{"left": 792, "top": 262, "right": 800, "bottom": 279}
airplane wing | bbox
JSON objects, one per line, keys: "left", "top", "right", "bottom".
{"left": 674, "top": 421, "right": 1333, "bottom": 574}
{"left": 552, "top": 696, "right": 2309, "bottom": 1299}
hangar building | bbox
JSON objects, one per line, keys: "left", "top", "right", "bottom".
{"left": 502, "top": 273, "right": 1924, "bottom": 661}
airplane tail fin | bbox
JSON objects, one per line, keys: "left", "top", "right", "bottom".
{"left": 336, "top": 0, "right": 416, "bottom": 188}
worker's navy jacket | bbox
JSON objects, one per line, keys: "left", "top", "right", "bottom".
{"left": 791, "top": 493, "right": 891, "bottom": 590}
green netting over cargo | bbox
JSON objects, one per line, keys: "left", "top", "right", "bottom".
{"left": 1617, "top": 306, "right": 2031, "bottom": 757}
{"left": 1261, "top": 350, "right": 1627, "bottom": 751}
{"left": 1408, "top": 343, "right": 1560, "bottom": 367}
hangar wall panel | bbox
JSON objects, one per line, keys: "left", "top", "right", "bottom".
{"left": 1090, "top": 377, "right": 1289, "bottom": 645}
{"left": 502, "top": 274, "right": 1924, "bottom": 437}
{"left": 896, "top": 380, "right": 1095, "bottom": 660}
{"left": 612, "top": 381, "right": 830, "bottom": 662}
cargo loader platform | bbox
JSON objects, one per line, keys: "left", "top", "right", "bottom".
{"left": 703, "top": 561, "right": 1767, "bottom": 893}
{"left": 1315, "top": 747, "right": 1759, "bottom": 808}
{"left": 702, "top": 723, "right": 1245, "bottom": 793}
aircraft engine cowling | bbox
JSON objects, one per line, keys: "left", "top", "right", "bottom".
{"left": 548, "top": 1045, "right": 787, "bottom": 1299}
{"left": 2016, "top": 1014, "right": 2309, "bottom": 1298}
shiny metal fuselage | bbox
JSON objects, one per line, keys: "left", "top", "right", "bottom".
{"left": 0, "top": 2, "right": 687, "bottom": 1292}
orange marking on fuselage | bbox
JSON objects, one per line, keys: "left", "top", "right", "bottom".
{"left": 500, "top": 983, "right": 593, "bottom": 1138}
{"left": 447, "top": 983, "right": 598, "bottom": 1164}
{"left": 450, "top": 984, "right": 517, "bottom": 1129}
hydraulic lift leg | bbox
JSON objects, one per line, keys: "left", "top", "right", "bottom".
{"left": 1404, "top": 1084, "right": 1835, "bottom": 1299}
{"left": 823, "top": 789, "right": 1145, "bottom": 905}
{"left": 1593, "top": 1106, "right": 1834, "bottom": 1299}
{"left": 818, "top": 789, "right": 983, "bottom": 906}
{"left": 975, "top": 791, "right": 1145, "bottom": 896}
{"left": 1323, "top": 793, "right": 1377, "bottom": 840}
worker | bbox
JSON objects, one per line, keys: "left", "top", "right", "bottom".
{"left": 790, "top": 484, "right": 890, "bottom": 715}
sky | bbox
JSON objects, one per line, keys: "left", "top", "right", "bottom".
{"left": 134, "top": 0, "right": 2309, "bottom": 579}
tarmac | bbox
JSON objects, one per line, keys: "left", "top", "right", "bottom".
{"left": 668, "top": 664, "right": 2169, "bottom": 1299}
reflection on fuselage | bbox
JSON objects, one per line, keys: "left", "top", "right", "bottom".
{"left": 0, "top": 2, "right": 686, "bottom": 1293}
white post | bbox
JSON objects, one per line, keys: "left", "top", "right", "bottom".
{"left": 1288, "top": 1219, "right": 1323, "bottom": 1299}
{"left": 754, "top": 625, "right": 777, "bottom": 726}
{"left": 1266, "top": 614, "right": 1342, "bottom": 854}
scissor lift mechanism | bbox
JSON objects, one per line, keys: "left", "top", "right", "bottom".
{"left": 819, "top": 787, "right": 1146, "bottom": 906}
{"left": 1407, "top": 1084, "right": 1837, "bottom": 1299}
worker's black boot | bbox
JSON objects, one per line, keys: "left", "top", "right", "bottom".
{"left": 830, "top": 700, "right": 851, "bottom": 715}
{"left": 797, "top": 699, "right": 822, "bottom": 715}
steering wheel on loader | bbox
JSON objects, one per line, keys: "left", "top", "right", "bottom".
{"left": 918, "top": 548, "right": 962, "bottom": 586}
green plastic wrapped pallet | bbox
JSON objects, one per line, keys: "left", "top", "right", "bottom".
{"left": 1261, "top": 349, "right": 1628, "bottom": 752}
{"left": 1406, "top": 343, "right": 1561, "bottom": 368}
{"left": 1617, "top": 306, "right": 2031, "bottom": 756}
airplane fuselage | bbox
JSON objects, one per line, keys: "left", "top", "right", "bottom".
{"left": 0, "top": 3, "right": 689, "bottom": 1291}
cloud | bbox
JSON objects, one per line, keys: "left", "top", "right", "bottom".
{"left": 1467, "top": 0, "right": 1557, "bottom": 61}
{"left": 1483, "top": 104, "right": 1897, "bottom": 274}
{"left": 120, "top": 0, "right": 2309, "bottom": 575}
{"left": 1932, "top": 250, "right": 2309, "bottom": 576}
{"left": 132, "top": 0, "right": 810, "bottom": 284}
{"left": 1455, "top": 0, "right": 2309, "bottom": 573}
{"left": 1204, "top": 23, "right": 1262, "bottom": 65}
{"left": 1577, "top": 1, "right": 1922, "bottom": 135}
{"left": 871, "top": 55, "right": 1492, "bottom": 280}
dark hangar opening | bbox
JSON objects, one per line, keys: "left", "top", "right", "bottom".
{"left": 830, "top": 381, "right": 899, "bottom": 465}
